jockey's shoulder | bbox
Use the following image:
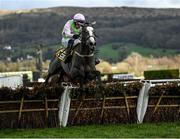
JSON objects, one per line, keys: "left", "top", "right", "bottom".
{"left": 64, "top": 19, "right": 73, "bottom": 27}
{"left": 66, "top": 19, "right": 73, "bottom": 24}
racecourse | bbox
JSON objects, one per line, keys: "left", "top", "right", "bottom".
{"left": 0, "top": 122, "right": 179, "bottom": 138}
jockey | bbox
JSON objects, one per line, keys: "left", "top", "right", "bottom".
{"left": 61, "top": 13, "right": 85, "bottom": 63}
{"left": 61, "top": 13, "right": 100, "bottom": 65}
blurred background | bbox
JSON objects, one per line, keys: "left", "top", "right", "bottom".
{"left": 0, "top": 0, "right": 180, "bottom": 81}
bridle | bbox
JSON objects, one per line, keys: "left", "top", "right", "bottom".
{"left": 86, "top": 35, "right": 96, "bottom": 41}
{"left": 74, "top": 26, "right": 96, "bottom": 58}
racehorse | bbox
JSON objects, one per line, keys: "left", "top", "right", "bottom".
{"left": 45, "top": 22, "right": 102, "bottom": 88}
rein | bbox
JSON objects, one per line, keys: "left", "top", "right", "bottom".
{"left": 74, "top": 26, "right": 96, "bottom": 58}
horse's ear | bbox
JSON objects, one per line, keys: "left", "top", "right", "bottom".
{"left": 80, "top": 21, "right": 95, "bottom": 27}
{"left": 79, "top": 22, "right": 88, "bottom": 27}
{"left": 91, "top": 21, "right": 96, "bottom": 25}
{"left": 79, "top": 22, "right": 85, "bottom": 27}
{"left": 84, "top": 22, "right": 90, "bottom": 26}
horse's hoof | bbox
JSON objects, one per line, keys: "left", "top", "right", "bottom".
{"left": 95, "top": 59, "right": 100, "bottom": 65}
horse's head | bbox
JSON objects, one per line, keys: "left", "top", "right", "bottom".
{"left": 79, "top": 23, "right": 96, "bottom": 55}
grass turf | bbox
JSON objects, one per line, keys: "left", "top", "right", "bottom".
{"left": 0, "top": 122, "right": 179, "bottom": 138}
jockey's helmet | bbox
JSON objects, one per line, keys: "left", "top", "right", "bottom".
{"left": 73, "top": 13, "right": 86, "bottom": 23}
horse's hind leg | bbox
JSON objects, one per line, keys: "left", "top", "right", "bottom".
{"left": 45, "top": 58, "right": 62, "bottom": 85}
{"left": 45, "top": 74, "right": 50, "bottom": 85}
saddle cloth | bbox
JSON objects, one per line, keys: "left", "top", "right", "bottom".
{"left": 56, "top": 48, "right": 67, "bottom": 62}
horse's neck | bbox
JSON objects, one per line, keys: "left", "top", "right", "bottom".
{"left": 71, "top": 44, "right": 82, "bottom": 63}
{"left": 74, "top": 42, "right": 87, "bottom": 55}
{"left": 71, "top": 44, "right": 88, "bottom": 66}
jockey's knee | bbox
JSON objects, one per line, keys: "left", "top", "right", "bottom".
{"left": 68, "top": 39, "right": 74, "bottom": 47}
{"left": 67, "top": 39, "right": 81, "bottom": 48}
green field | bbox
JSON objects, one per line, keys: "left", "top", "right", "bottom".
{"left": 1, "top": 42, "right": 179, "bottom": 63}
{"left": 0, "top": 122, "right": 179, "bottom": 138}
{"left": 98, "top": 42, "right": 180, "bottom": 62}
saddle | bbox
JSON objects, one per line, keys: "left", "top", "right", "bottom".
{"left": 55, "top": 48, "right": 67, "bottom": 62}
{"left": 56, "top": 48, "right": 73, "bottom": 63}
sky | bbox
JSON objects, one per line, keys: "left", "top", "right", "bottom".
{"left": 1, "top": 0, "right": 180, "bottom": 10}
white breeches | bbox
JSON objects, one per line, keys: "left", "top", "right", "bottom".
{"left": 61, "top": 38, "right": 70, "bottom": 48}
{"left": 61, "top": 37, "right": 81, "bottom": 48}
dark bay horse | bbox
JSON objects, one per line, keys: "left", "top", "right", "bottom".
{"left": 45, "top": 22, "right": 102, "bottom": 88}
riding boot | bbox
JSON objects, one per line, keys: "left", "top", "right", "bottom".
{"left": 95, "top": 58, "right": 100, "bottom": 65}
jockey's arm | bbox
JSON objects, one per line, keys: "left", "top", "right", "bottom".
{"left": 62, "top": 21, "right": 74, "bottom": 38}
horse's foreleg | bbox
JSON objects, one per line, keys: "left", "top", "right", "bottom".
{"left": 92, "top": 70, "right": 102, "bottom": 86}
{"left": 94, "top": 70, "right": 104, "bottom": 99}
{"left": 70, "top": 68, "right": 86, "bottom": 84}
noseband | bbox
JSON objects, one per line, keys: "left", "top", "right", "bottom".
{"left": 86, "top": 35, "right": 96, "bottom": 41}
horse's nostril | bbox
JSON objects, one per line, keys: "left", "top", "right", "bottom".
{"left": 90, "top": 42, "right": 93, "bottom": 45}
{"left": 91, "top": 46, "right": 95, "bottom": 51}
